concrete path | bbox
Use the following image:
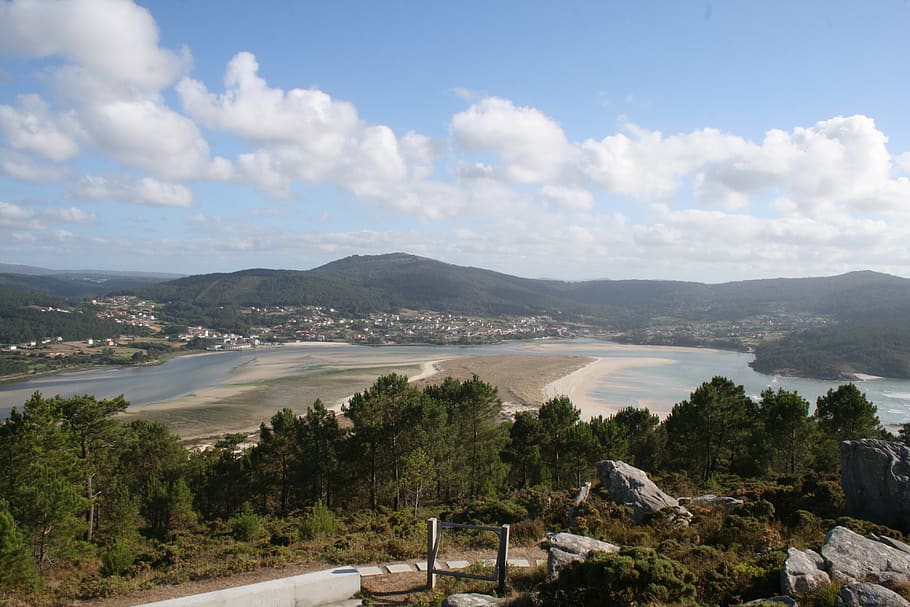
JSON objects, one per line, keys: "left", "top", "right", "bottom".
{"left": 355, "top": 555, "right": 543, "bottom": 577}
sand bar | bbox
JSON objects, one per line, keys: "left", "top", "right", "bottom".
{"left": 544, "top": 356, "right": 677, "bottom": 419}
{"left": 116, "top": 341, "right": 685, "bottom": 442}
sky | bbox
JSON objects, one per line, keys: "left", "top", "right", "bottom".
{"left": 1, "top": 0, "right": 910, "bottom": 282}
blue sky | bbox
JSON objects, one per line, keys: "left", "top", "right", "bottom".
{"left": 1, "top": 0, "right": 909, "bottom": 282}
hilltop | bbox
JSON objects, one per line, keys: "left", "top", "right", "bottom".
{"left": 3, "top": 253, "right": 910, "bottom": 379}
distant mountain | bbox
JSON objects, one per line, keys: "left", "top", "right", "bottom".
{"left": 118, "top": 253, "right": 910, "bottom": 378}
{"left": 0, "top": 286, "right": 124, "bottom": 343}
{"left": 0, "top": 263, "right": 60, "bottom": 276}
{"left": 128, "top": 253, "right": 910, "bottom": 321}
{"left": 0, "top": 263, "right": 183, "bottom": 279}
{"left": 0, "top": 270, "right": 180, "bottom": 299}
{"left": 130, "top": 253, "right": 587, "bottom": 316}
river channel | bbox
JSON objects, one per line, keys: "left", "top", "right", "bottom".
{"left": 2, "top": 339, "right": 909, "bottom": 427}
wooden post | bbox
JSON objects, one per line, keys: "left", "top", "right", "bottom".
{"left": 496, "top": 523, "right": 510, "bottom": 596}
{"left": 427, "top": 517, "right": 439, "bottom": 590}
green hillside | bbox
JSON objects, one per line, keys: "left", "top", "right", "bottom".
{"left": 0, "top": 272, "right": 171, "bottom": 299}
{"left": 96, "top": 253, "right": 910, "bottom": 379}
{"left": 0, "top": 287, "right": 124, "bottom": 344}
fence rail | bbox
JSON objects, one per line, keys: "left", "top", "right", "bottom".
{"left": 426, "top": 517, "right": 510, "bottom": 596}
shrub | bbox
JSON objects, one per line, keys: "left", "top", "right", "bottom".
{"left": 510, "top": 519, "right": 546, "bottom": 545}
{"left": 457, "top": 498, "right": 529, "bottom": 525}
{"left": 230, "top": 507, "right": 263, "bottom": 542}
{"left": 716, "top": 515, "right": 782, "bottom": 552}
{"left": 834, "top": 516, "right": 905, "bottom": 539}
{"left": 539, "top": 546, "right": 697, "bottom": 606}
{"left": 100, "top": 538, "right": 135, "bottom": 577}
{"left": 301, "top": 501, "right": 336, "bottom": 539}
{"left": 0, "top": 501, "right": 40, "bottom": 593}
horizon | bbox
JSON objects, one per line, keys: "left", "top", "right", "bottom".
{"left": 2, "top": 1, "right": 909, "bottom": 282}
{"left": 4, "top": 251, "right": 909, "bottom": 286}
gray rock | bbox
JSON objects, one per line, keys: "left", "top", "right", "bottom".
{"left": 442, "top": 593, "right": 503, "bottom": 607}
{"left": 547, "top": 547, "right": 586, "bottom": 580}
{"left": 548, "top": 532, "right": 620, "bottom": 556}
{"left": 841, "top": 439, "right": 910, "bottom": 533}
{"left": 870, "top": 533, "right": 910, "bottom": 555}
{"left": 546, "top": 533, "right": 620, "bottom": 580}
{"left": 821, "top": 526, "right": 910, "bottom": 586}
{"left": 680, "top": 494, "right": 745, "bottom": 509}
{"left": 745, "top": 596, "right": 798, "bottom": 606}
{"left": 781, "top": 547, "right": 830, "bottom": 595}
{"left": 596, "top": 460, "right": 692, "bottom": 524}
{"left": 573, "top": 481, "right": 592, "bottom": 507}
{"left": 568, "top": 481, "right": 592, "bottom": 526}
{"left": 835, "top": 583, "right": 910, "bottom": 607}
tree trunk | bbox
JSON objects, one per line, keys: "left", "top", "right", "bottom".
{"left": 84, "top": 440, "right": 94, "bottom": 542}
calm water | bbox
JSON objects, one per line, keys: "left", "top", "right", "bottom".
{"left": 2, "top": 340, "right": 908, "bottom": 426}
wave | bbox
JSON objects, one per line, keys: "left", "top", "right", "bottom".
{"left": 882, "top": 392, "right": 910, "bottom": 400}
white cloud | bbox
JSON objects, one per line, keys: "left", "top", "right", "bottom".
{"left": 0, "top": 151, "right": 68, "bottom": 182}
{"left": 73, "top": 175, "right": 193, "bottom": 207}
{"left": 44, "top": 206, "right": 96, "bottom": 223}
{"left": 0, "top": 0, "right": 187, "bottom": 92}
{"left": 897, "top": 153, "right": 910, "bottom": 175}
{"left": 181, "top": 51, "right": 437, "bottom": 207}
{"left": 698, "top": 115, "right": 904, "bottom": 213}
{"left": 0, "top": 94, "right": 83, "bottom": 161}
{"left": 179, "top": 52, "right": 359, "bottom": 146}
{"left": 79, "top": 99, "right": 230, "bottom": 181}
{"left": 540, "top": 185, "right": 594, "bottom": 211}
{"left": 0, "top": 0, "right": 228, "bottom": 185}
{"left": 581, "top": 124, "right": 753, "bottom": 203}
{"left": 0, "top": 201, "right": 42, "bottom": 229}
{"left": 451, "top": 96, "right": 576, "bottom": 183}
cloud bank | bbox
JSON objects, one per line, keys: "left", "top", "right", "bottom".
{"left": 0, "top": 0, "right": 908, "bottom": 280}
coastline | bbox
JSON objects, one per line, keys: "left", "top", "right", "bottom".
{"left": 543, "top": 356, "right": 678, "bottom": 419}
{"left": 7, "top": 338, "right": 908, "bottom": 442}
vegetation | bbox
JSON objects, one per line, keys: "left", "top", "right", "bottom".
{"left": 752, "top": 320, "right": 910, "bottom": 379}
{"left": 6, "top": 254, "right": 910, "bottom": 379}
{"left": 121, "top": 255, "right": 910, "bottom": 378}
{"left": 0, "top": 371, "right": 903, "bottom": 606}
{"left": 0, "top": 287, "right": 126, "bottom": 344}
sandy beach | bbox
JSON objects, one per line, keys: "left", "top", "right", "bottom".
{"left": 121, "top": 344, "right": 609, "bottom": 442}
{"left": 543, "top": 356, "right": 677, "bottom": 419}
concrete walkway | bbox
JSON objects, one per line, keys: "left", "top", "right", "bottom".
{"left": 355, "top": 556, "right": 545, "bottom": 577}
{"left": 133, "top": 555, "right": 546, "bottom": 607}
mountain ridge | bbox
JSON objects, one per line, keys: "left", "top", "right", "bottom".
{"left": 4, "top": 253, "right": 910, "bottom": 379}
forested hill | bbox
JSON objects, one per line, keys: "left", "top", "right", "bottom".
{"left": 127, "top": 253, "right": 910, "bottom": 323}
{"left": 0, "top": 287, "right": 124, "bottom": 344}
{"left": 120, "top": 254, "right": 910, "bottom": 378}
{"left": 0, "top": 271, "right": 175, "bottom": 299}
{"left": 128, "top": 253, "right": 591, "bottom": 317}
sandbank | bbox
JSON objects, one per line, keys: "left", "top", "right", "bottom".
{"left": 120, "top": 341, "right": 687, "bottom": 443}
{"left": 544, "top": 356, "right": 677, "bottom": 420}
{"left": 853, "top": 373, "right": 884, "bottom": 381}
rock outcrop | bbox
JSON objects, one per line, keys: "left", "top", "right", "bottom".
{"left": 679, "top": 494, "right": 744, "bottom": 509}
{"left": 745, "top": 597, "right": 798, "bottom": 606}
{"left": 595, "top": 460, "right": 692, "bottom": 524}
{"left": 442, "top": 593, "right": 503, "bottom": 607}
{"left": 841, "top": 439, "right": 910, "bottom": 533}
{"left": 821, "top": 526, "right": 910, "bottom": 586}
{"left": 835, "top": 583, "right": 910, "bottom": 607}
{"left": 546, "top": 532, "right": 620, "bottom": 580}
{"left": 781, "top": 547, "right": 830, "bottom": 595}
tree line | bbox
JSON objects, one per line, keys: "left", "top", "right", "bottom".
{"left": 0, "top": 373, "right": 897, "bottom": 594}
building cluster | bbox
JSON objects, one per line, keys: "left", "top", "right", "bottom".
{"left": 248, "top": 306, "right": 580, "bottom": 345}
{"left": 92, "top": 296, "right": 159, "bottom": 330}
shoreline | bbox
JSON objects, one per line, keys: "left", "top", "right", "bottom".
{"left": 543, "top": 356, "right": 678, "bottom": 419}
{"left": 6, "top": 339, "right": 909, "bottom": 440}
